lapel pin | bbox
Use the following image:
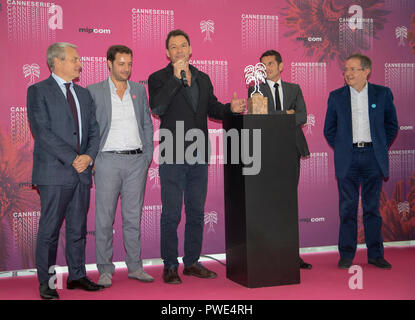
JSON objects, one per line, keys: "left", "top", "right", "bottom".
{"left": 132, "top": 94, "right": 136, "bottom": 99}
{"left": 371, "top": 104, "right": 376, "bottom": 109}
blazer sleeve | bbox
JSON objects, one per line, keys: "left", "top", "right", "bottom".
{"left": 323, "top": 92, "right": 337, "bottom": 149}
{"left": 148, "top": 71, "right": 182, "bottom": 116}
{"left": 139, "top": 85, "right": 154, "bottom": 162}
{"left": 292, "top": 84, "right": 307, "bottom": 127}
{"left": 83, "top": 89, "right": 100, "bottom": 160}
{"left": 384, "top": 87, "right": 398, "bottom": 147}
{"left": 206, "top": 76, "right": 233, "bottom": 120}
{"left": 27, "top": 84, "right": 78, "bottom": 166}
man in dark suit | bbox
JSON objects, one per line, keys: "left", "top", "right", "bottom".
{"left": 148, "top": 29, "right": 245, "bottom": 284}
{"left": 248, "top": 50, "right": 312, "bottom": 269}
{"left": 27, "top": 42, "right": 102, "bottom": 299}
{"left": 324, "top": 53, "right": 398, "bottom": 269}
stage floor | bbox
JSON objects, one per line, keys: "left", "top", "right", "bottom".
{"left": 1, "top": 246, "right": 414, "bottom": 300}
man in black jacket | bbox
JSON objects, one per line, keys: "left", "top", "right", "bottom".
{"left": 248, "top": 50, "right": 312, "bottom": 269}
{"left": 148, "top": 29, "right": 245, "bottom": 284}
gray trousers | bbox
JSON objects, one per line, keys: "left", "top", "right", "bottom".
{"left": 94, "top": 152, "right": 149, "bottom": 275}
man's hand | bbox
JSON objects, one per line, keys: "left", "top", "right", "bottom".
{"left": 230, "top": 92, "right": 246, "bottom": 113}
{"left": 286, "top": 109, "right": 295, "bottom": 115}
{"left": 172, "top": 59, "right": 190, "bottom": 79}
{"left": 72, "top": 154, "right": 93, "bottom": 174}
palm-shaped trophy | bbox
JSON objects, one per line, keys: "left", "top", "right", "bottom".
{"left": 245, "top": 63, "right": 268, "bottom": 114}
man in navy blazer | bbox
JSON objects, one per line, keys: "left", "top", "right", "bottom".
{"left": 27, "top": 42, "right": 102, "bottom": 299}
{"left": 324, "top": 54, "right": 398, "bottom": 269}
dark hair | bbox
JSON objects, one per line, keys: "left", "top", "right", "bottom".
{"left": 260, "top": 50, "right": 282, "bottom": 64}
{"left": 166, "top": 29, "right": 190, "bottom": 49}
{"left": 107, "top": 45, "right": 133, "bottom": 62}
{"left": 346, "top": 53, "right": 372, "bottom": 70}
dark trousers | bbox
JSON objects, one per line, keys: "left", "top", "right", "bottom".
{"left": 36, "top": 183, "right": 90, "bottom": 284}
{"left": 337, "top": 146, "right": 384, "bottom": 260}
{"left": 159, "top": 163, "right": 208, "bottom": 268}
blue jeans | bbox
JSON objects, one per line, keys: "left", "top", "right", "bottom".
{"left": 337, "top": 146, "right": 384, "bottom": 260}
{"left": 159, "top": 163, "right": 208, "bottom": 268}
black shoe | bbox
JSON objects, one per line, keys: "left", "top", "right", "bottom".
{"left": 39, "top": 283, "right": 59, "bottom": 300}
{"left": 299, "top": 258, "right": 312, "bottom": 269}
{"left": 338, "top": 258, "right": 353, "bottom": 269}
{"left": 163, "top": 266, "right": 182, "bottom": 284}
{"left": 183, "top": 262, "right": 217, "bottom": 279}
{"left": 368, "top": 258, "right": 392, "bottom": 269}
{"left": 67, "top": 277, "right": 105, "bottom": 291}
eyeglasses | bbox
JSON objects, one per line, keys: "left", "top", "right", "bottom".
{"left": 342, "top": 68, "right": 364, "bottom": 74}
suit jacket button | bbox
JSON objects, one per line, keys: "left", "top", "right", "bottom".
{"left": 74, "top": 132, "right": 77, "bottom": 135}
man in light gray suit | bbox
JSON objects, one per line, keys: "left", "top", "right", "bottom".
{"left": 87, "top": 45, "right": 154, "bottom": 287}
{"left": 248, "top": 50, "right": 312, "bottom": 269}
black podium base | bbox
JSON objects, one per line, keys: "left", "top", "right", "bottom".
{"left": 223, "top": 114, "right": 300, "bottom": 288}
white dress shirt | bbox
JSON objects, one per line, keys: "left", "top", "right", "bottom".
{"left": 350, "top": 82, "right": 372, "bottom": 143}
{"left": 102, "top": 78, "right": 142, "bottom": 151}
{"left": 266, "top": 78, "right": 284, "bottom": 111}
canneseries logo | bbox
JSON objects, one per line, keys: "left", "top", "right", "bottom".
{"left": 304, "top": 114, "right": 315, "bottom": 136}
{"left": 395, "top": 26, "right": 407, "bottom": 46}
{"left": 23, "top": 63, "right": 40, "bottom": 86}
{"left": 204, "top": 211, "right": 218, "bottom": 233}
{"left": 148, "top": 166, "right": 160, "bottom": 189}
{"left": 6, "top": 2, "right": 63, "bottom": 44}
{"left": 200, "top": 20, "right": 214, "bottom": 42}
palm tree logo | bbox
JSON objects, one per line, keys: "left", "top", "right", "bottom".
{"left": 398, "top": 201, "right": 410, "bottom": 221}
{"left": 204, "top": 211, "right": 217, "bottom": 233}
{"left": 245, "top": 63, "right": 267, "bottom": 97}
{"left": 148, "top": 167, "right": 160, "bottom": 189}
{"left": 200, "top": 20, "right": 214, "bottom": 42}
{"left": 305, "top": 114, "right": 315, "bottom": 135}
{"left": 395, "top": 26, "right": 407, "bottom": 46}
{"left": 23, "top": 63, "right": 40, "bottom": 86}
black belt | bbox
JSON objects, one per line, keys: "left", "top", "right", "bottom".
{"left": 353, "top": 142, "right": 372, "bottom": 148}
{"left": 103, "top": 148, "right": 142, "bottom": 155}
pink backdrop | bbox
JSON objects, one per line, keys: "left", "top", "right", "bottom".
{"left": 1, "top": 0, "right": 415, "bottom": 272}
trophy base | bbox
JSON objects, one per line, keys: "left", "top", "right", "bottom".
{"left": 247, "top": 93, "right": 268, "bottom": 114}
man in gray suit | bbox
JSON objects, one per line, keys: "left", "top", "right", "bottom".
{"left": 87, "top": 45, "right": 154, "bottom": 287}
{"left": 248, "top": 50, "right": 312, "bottom": 269}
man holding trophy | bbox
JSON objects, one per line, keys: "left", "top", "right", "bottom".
{"left": 247, "top": 50, "right": 312, "bottom": 270}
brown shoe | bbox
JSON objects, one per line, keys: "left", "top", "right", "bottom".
{"left": 183, "top": 262, "right": 217, "bottom": 279}
{"left": 163, "top": 266, "right": 182, "bottom": 284}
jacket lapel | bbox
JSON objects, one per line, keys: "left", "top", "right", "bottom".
{"left": 367, "top": 82, "right": 377, "bottom": 135}
{"left": 47, "top": 75, "right": 74, "bottom": 121}
{"left": 128, "top": 81, "right": 142, "bottom": 126}
{"left": 343, "top": 85, "right": 353, "bottom": 136}
{"left": 261, "top": 82, "right": 275, "bottom": 114}
{"left": 281, "top": 81, "right": 289, "bottom": 110}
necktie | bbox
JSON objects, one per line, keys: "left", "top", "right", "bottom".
{"left": 64, "top": 83, "right": 80, "bottom": 153}
{"left": 273, "top": 83, "right": 282, "bottom": 111}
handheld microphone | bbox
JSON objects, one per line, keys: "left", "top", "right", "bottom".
{"left": 180, "top": 70, "right": 188, "bottom": 87}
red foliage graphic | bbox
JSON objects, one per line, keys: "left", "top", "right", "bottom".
{"left": 408, "top": 14, "right": 415, "bottom": 54}
{"left": 280, "top": 0, "right": 390, "bottom": 66}
{"left": 0, "top": 128, "right": 40, "bottom": 270}
{"left": 358, "top": 174, "right": 415, "bottom": 243}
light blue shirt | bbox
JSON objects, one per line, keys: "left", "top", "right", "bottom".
{"left": 51, "top": 73, "right": 82, "bottom": 142}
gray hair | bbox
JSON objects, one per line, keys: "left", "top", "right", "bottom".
{"left": 346, "top": 53, "right": 372, "bottom": 71}
{"left": 46, "top": 42, "right": 77, "bottom": 71}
